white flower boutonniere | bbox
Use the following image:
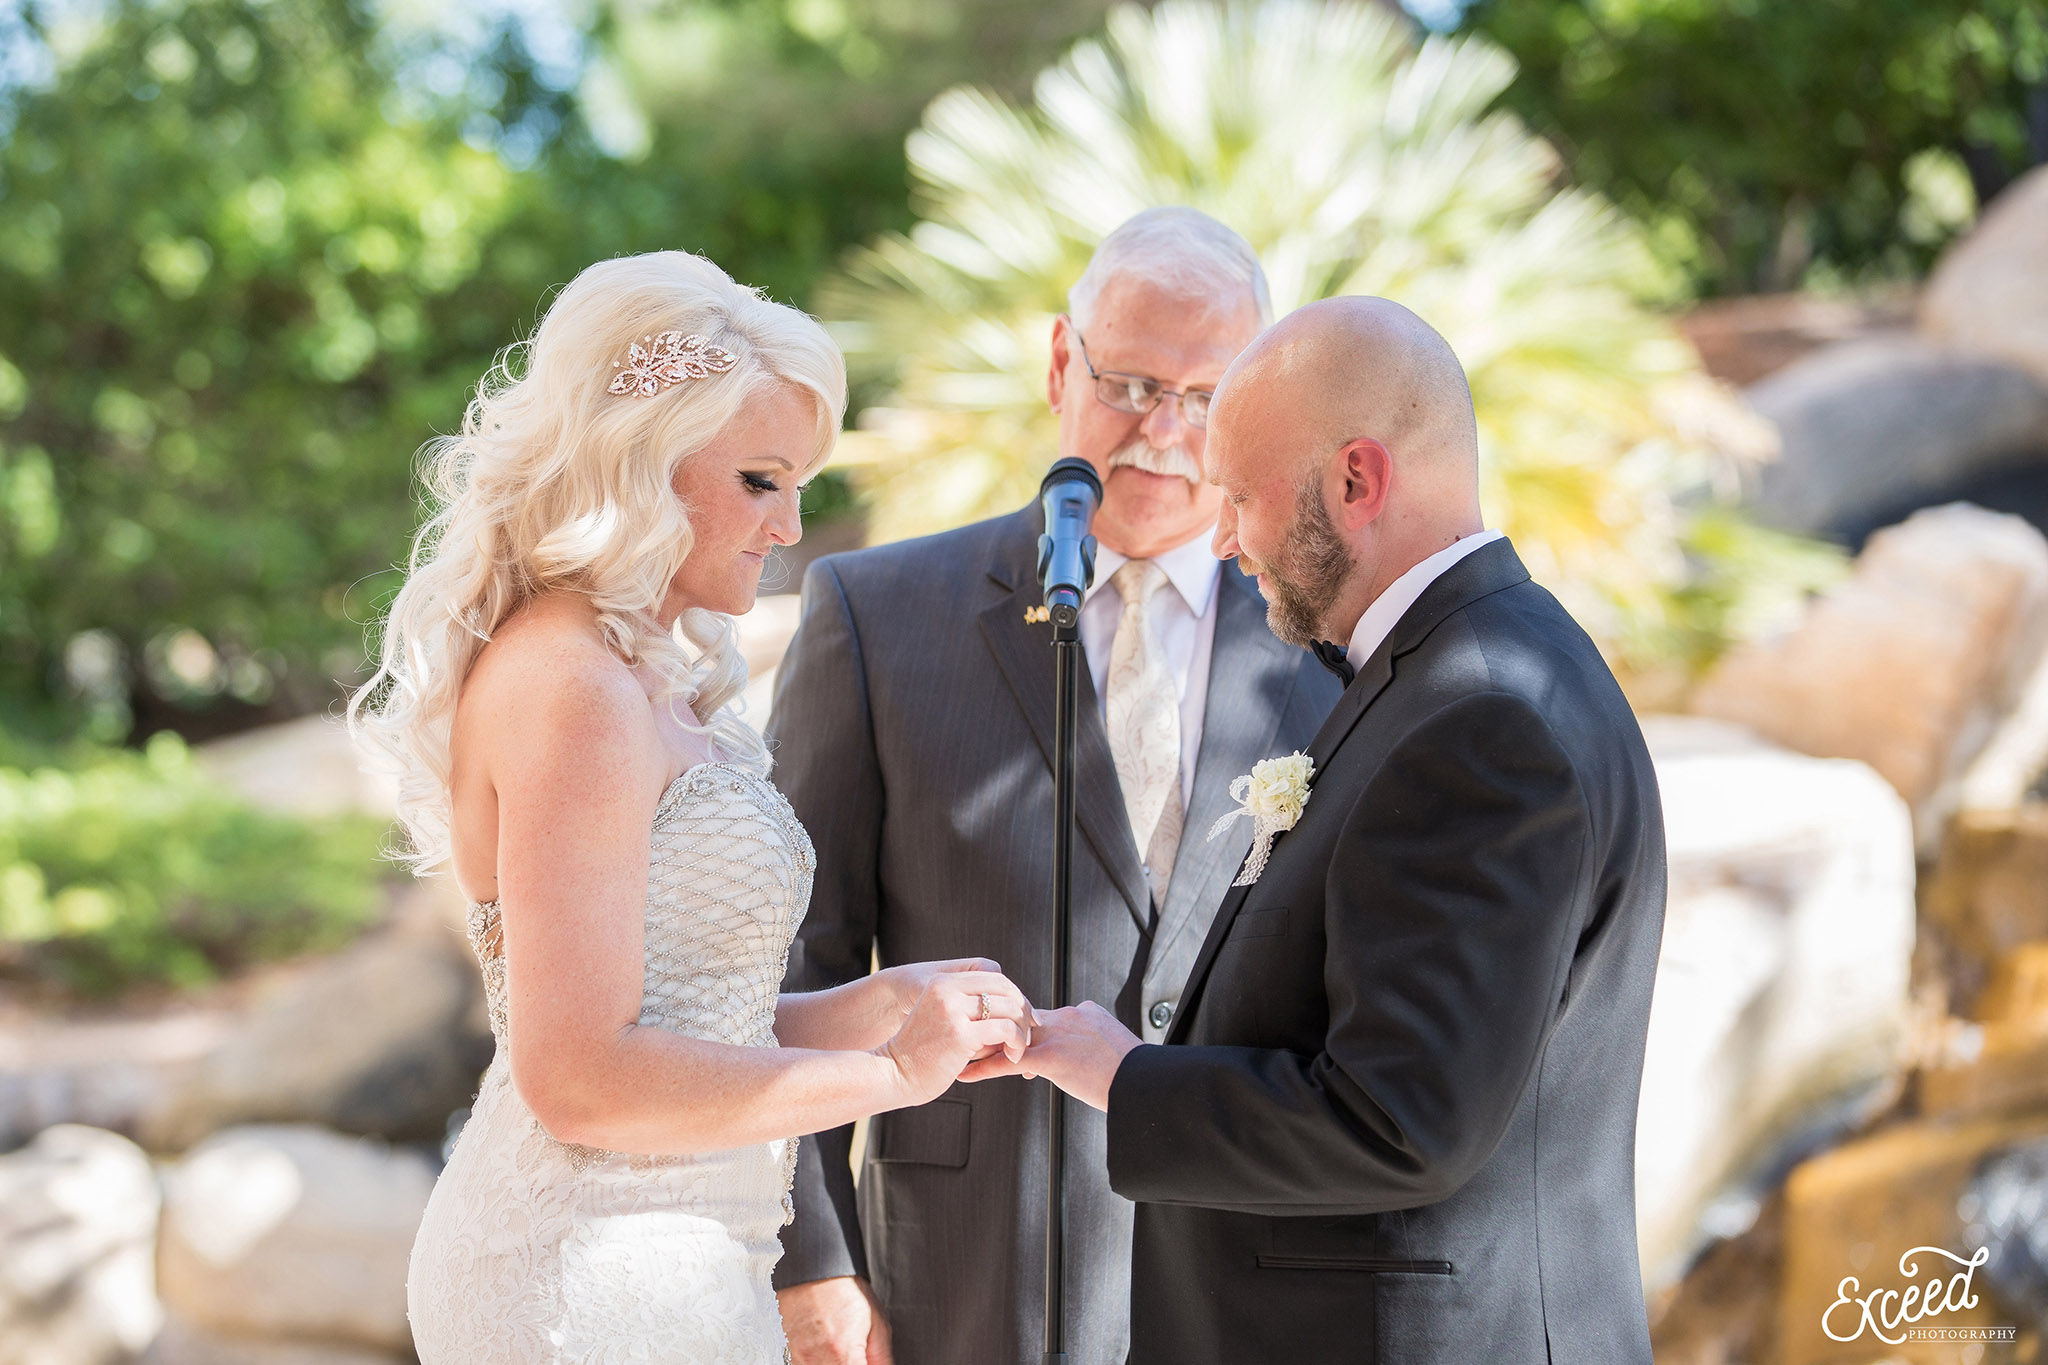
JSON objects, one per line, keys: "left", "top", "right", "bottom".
{"left": 1206, "top": 751, "right": 1316, "bottom": 887}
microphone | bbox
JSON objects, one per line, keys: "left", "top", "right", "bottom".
{"left": 1037, "top": 458, "right": 1102, "bottom": 630}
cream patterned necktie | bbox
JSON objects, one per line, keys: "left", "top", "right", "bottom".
{"left": 1105, "top": 559, "right": 1184, "bottom": 907}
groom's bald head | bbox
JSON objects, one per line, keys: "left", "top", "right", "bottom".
{"left": 1205, "top": 296, "right": 1484, "bottom": 645}
{"left": 1217, "top": 296, "right": 1479, "bottom": 483}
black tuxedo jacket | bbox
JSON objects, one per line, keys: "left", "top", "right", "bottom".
{"left": 1106, "top": 538, "right": 1664, "bottom": 1364}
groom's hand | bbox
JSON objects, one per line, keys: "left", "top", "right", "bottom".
{"left": 960, "top": 1000, "right": 1142, "bottom": 1111}
{"left": 778, "top": 1275, "right": 893, "bottom": 1365}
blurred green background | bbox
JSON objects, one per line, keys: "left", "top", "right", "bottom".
{"left": 0, "top": 0, "right": 2042, "bottom": 993}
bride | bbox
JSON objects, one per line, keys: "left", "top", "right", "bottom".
{"left": 350, "top": 251, "right": 1033, "bottom": 1363}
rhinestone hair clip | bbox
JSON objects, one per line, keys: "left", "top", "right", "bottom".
{"left": 608, "top": 331, "right": 738, "bottom": 397}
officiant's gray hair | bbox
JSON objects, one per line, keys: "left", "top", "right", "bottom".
{"left": 1068, "top": 208, "right": 1272, "bottom": 329}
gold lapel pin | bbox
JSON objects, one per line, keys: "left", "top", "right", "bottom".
{"left": 1023, "top": 605, "right": 1051, "bottom": 625}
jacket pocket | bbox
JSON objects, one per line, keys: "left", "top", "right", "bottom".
{"left": 868, "top": 1097, "right": 972, "bottom": 1168}
{"left": 1230, "top": 906, "right": 1290, "bottom": 940}
{"left": 1255, "top": 1254, "right": 1453, "bottom": 1274}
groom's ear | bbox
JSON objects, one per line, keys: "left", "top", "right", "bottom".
{"left": 1337, "top": 438, "right": 1392, "bottom": 531}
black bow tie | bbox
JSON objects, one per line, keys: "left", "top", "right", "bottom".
{"left": 1310, "top": 639, "right": 1356, "bottom": 686}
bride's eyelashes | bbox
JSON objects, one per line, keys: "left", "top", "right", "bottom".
{"left": 739, "top": 470, "right": 780, "bottom": 495}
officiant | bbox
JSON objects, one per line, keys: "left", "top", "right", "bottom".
{"left": 769, "top": 207, "right": 1342, "bottom": 1365}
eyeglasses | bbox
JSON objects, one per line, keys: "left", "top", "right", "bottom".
{"left": 1064, "top": 316, "right": 1215, "bottom": 430}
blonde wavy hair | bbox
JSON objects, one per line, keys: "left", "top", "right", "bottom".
{"left": 349, "top": 251, "right": 847, "bottom": 874}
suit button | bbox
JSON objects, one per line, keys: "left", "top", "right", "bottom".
{"left": 1149, "top": 1000, "right": 1175, "bottom": 1029}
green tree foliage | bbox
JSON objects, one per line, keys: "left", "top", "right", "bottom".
{"left": 579, "top": 0, "right": 1132, "bottom": 394}
{"left": 0, "top": 0, "right": 1132, "bottom": 745}
{"left": 0, "top": 731, "right": 387, "bottom": 994}
{"left": 0, "top": 0, "right": 554, "bottom": 741}
{"left": 824, "top": 0, "right": 1839, "bottom": 685}
{"left": 1460, "top": 0, "right": 2048, "bottom": 296}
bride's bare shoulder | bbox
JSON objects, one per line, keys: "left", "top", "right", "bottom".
{"left": 458, "top": 597, "right": 654, "bottom": 769}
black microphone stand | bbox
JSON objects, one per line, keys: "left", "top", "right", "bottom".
{"left": 1044, "top": 602, "right": 1079, "bottom": 1365}
{"left": 1034, "top": 457, "right": 1099, "bottom": 1365}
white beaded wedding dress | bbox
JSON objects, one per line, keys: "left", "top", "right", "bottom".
{"left": 407, "top": 760, "right": 815, "bottom": 1364}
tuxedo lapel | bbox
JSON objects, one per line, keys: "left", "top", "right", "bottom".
{"left": 1166, "top": 538, "right": 1534, "bottom": 1043}
{"left": 1307, "top": 536, "right": 1533, "bottom": 774}
{"left": 1150, "top": 565, "right": 1302, "bottom": 977}
{"left": 1166, "top": 664, "right": 1386, "bottom": 1043}
{"left": 1165, "top": 874, "right": 1253, "bottom": 1044}
{"left": 978, "top": 526, "right": 1151, "bottom": 937}
{"left": 1303, "top": 649, "right": 1396, "bottom": 772}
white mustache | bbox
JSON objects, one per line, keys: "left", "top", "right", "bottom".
{"left": 1107, "top": 441, "right": 1203, "bottom": 485}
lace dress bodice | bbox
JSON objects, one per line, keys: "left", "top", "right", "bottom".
{"left": 408, "top": 760, "right": 816, "bottom": 1364}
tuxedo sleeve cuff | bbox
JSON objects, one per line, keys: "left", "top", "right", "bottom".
{"left": 773, "top": 1229, "right": 863, "bottom": 1289}
{"left": 1105, "top": 1043, "right": 1189, "bottom": 1205}
{"left": 773, "top": 1124, "right": 868, "bottom": 1289}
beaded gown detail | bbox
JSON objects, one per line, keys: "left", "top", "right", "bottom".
{"left": 407, "top": 761, "right": 815, "bottom": 1364}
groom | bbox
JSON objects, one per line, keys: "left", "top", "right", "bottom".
{"left": 996, "top": 297, "right": 1666, "bottom": 1362}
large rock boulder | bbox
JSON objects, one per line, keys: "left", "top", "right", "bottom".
{"left": 140, "top": 1316, "right": 405, "bottom": 1365}
{"left": 1635, "top": 718, "right": 1917, "bottom": 1292}
{"left": 0, "top": 1124, "right": 162, "bottom": 1365}
{"left": 1779, "top": 1114, "right": 2048, "bottom": 1365}
{"left": 0, "top": 1008, "right": 234, "bottom": 1152}
{"left": 145, "top": 893, "right": 492, "bottom": 1151}
{"left": 1926, "top": 806, "right": 2048, "bottom": 1003}
{"left": 1679, "top": 290, "right": 1914, "bottom": 386}
{"left": 1963, "top": 1135, "right": 2048, "bottom": 1335}
{"left": 196, "top": 714, "right": 397, "bottom": 820}
{"left": 1691, "top": 504, "right": 2048, "bottom": 844}
{"left": 1744, "top": 335, "right": 2048, "bottom": 542}
{"left": 1921, "top": 941, "right": 2048, "bottom": 1121}
{"left": 155, "top": 1125, "right": 433, "bottom": 1353}
{"left": 1923, "top": 164, "right": 2048, "bottom": 386}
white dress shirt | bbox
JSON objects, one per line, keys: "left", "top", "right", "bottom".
{"left": 1080, "top": 526, "right": 1223, "bottom": 809}
{"left": 1345, "top": 529, "right": 1505, "bottom": 667}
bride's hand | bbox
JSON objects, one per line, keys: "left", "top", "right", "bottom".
{"left": 875, "top": 957, "right": 1000, "bottom": 1018}
{"left": 876, "top": 970, "right": 1035, "bottom": 1107}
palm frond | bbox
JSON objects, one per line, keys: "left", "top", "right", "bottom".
{"left": 821, "top": 0, "right": 1805, "bottom": 679}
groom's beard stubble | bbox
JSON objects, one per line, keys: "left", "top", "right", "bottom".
{"left": 1254, "top": 478, "right": 1357, "bottom": 648}
{"left": 1106, "top": 440, "right": 1354, "bottom": 646}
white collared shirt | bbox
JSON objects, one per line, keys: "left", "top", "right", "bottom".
{"left": 1080, "top": 525, "right": 1223, "bottom": 808}
{"left": 1345, "top": 529, "right": 1505, "bottom": 668}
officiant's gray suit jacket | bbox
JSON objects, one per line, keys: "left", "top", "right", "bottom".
{"left": 768, "top": 502, "right": 1340, "bottom": 1365}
